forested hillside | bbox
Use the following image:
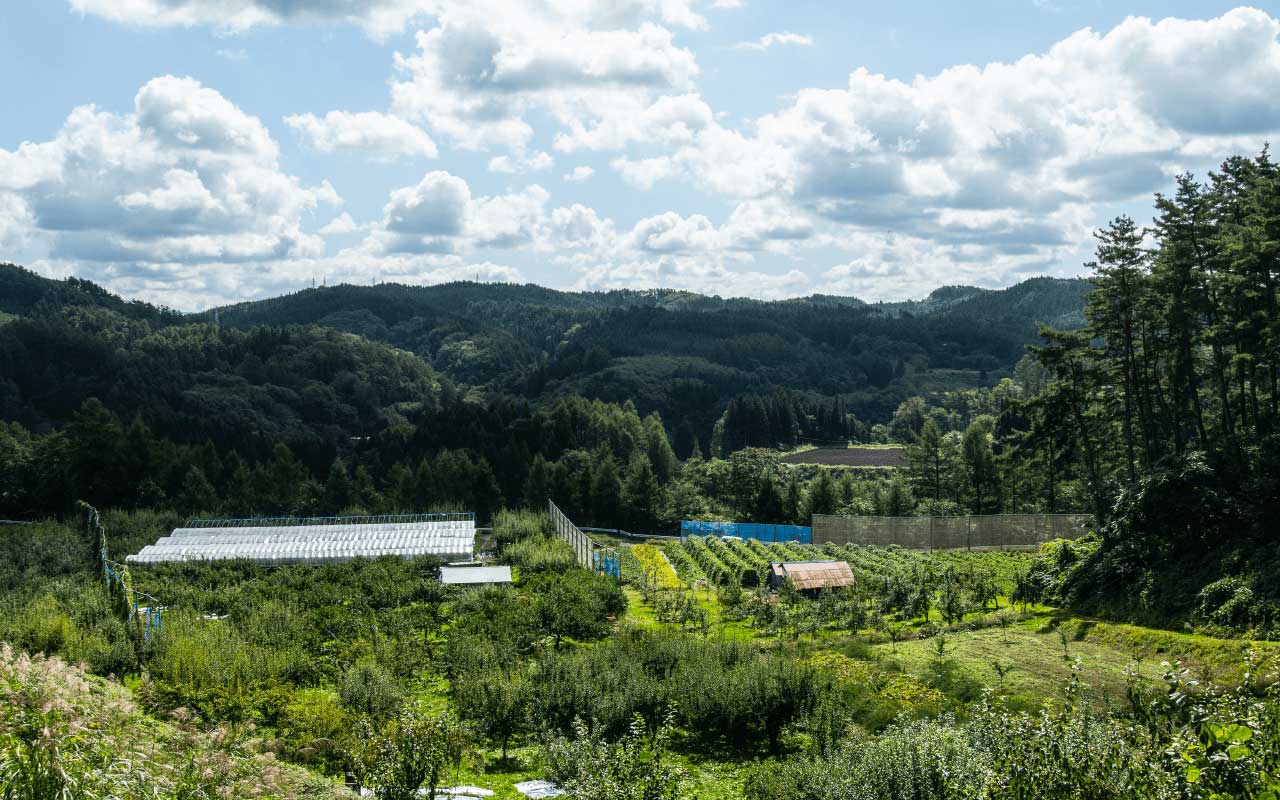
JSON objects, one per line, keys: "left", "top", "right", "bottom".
{"left": 0, "top": 263, "right": 179, "bottom": 324}
{"left": 199, "top": 274, "right": 1090, "bottom": 437}
{"left": 0, "top": 262, "right": 1088, "bottom": 526}
{"left": 1012, "top": 153, "right": 1280, "bottom": 631}
{"left": 8, "top": 148, "right": 1280, "bottom": 633}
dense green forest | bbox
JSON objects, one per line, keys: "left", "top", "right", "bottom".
{"left": 0, "top": 259, "right": 1087, "bottom": 531}
{"left": 199, "top": 274, "right": 1088, "bottom": 440}
{"left": 5, "top": 151, "right": 1280, "bottom": 799}
{"left": 1015, "top": 152, "right": 1280, "bottom": 631}
{"left": 0, "top": 262, "right": 1088, "bottom": 456}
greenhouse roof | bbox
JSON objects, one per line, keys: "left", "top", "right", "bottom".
{"left": 127, "top": 514, "right": 475, "bottom": 566}
{"left": 440, "top": 565, "right": 512, "bottom": 585}
{"left": 770, "top": 560, "right": 855, "bottom": 590}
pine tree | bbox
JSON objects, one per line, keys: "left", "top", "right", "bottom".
{"left": 1030, "top": 327, "right": 1111, "bottom": 525}
{"left": 66, "top": 398, "right": 129, "bottom": 508}
{"left": 590, "top": 454, "right": 623, "bottom": 527}
{"left": 644, "top": 413, "right": 678, "bottom": 484}
{"left": 523, "top": 454, "right": 552, "bottom": 509}
{"left": 413, "top": 457, "right": 435, "bottom": 508}
{"left": 181, "top": 465, "right": 217, "bottom": 515}
{"left": 223, "top": 451, "right": 256, "bottom": 514}
{"left": 123, "top": 415, "right": 156, "bottom": 494}
{"left": 1085, "top": 215, "right": 1152, "bottom": 480}
{"left": 262, "top": 442, "right": 306, "bottom": 514}
{"left": 469, "top": 457, "right": 503, "bottom": 521}
{"left": 806, "top": 471, "right": 839, "bottom": 517}
{"left": 623, "top": 451, "right": 661, "bottom": 530}
{"left": 905, "top": 418, "right": 948, "bottom": 500}
{"left": 962, "top": 416, "right": 997, "bottom": 515}
{"left": 192, "top": 439, "right": 224, "bottom": 486}
{"left": 323, "top": 458, "right": 353, "bottom": 513}
{"left": 782, "top": 471, "right": 804, "bottom": 524}
{"left": 385, "top": 463, "right": 416, "bottom": 512}
{"left": 884, "top": 475, "right": 913, "bottom": 517}
{"left": 352, "top": 464, "right": 381, "bottom": 512}
{"left": 1150, "top": 174, "right": 1210, "bottom": 451}
{"left": 753, "top": 474, "right": 786, "bottom": 523}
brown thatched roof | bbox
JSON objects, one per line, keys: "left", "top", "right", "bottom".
{"left": 771, "top": 560, "right": 855, "bottom": 590}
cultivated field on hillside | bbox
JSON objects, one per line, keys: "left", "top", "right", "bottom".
{"left": 780, "top": 445, "right": 906, "bottom": 467}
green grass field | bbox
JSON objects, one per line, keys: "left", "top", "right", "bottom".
{"left": 459, "top": 584, "right": 1280, "bottom": 799}
{"left": 630, "top": 538, "right": 1279, "bottom": 713}
{"left": 606, "top": 538, "right": 1266, "bottom": 798}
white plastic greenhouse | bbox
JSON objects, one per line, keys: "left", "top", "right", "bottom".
{"left": 127, "top": 514, "right": 475, "bottom": 566}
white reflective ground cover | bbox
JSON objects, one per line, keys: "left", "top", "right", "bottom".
{"left": 127, "top": 520, "right": 475, "bottom": 565}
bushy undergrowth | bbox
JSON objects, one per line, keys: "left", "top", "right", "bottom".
{"left": 545, "top": 709, "right": 687, "bottom": 800}
{"left": 0, "top": 643, "right": 341, "bottom": 800}
{"left": 1018, "top": 529, "right": 1280, "bottom": 639}
{"left": 743, "top": 659, "right": 1280, "bottom": 800}
{"left": 1002, "top": 447, "right": 1280, "bottom": 640}
{"left": 6, "top": 510, "right": 1279, "bottom": 799}
{"left": 532, "top": 629, "right": 824, "bottom": 753}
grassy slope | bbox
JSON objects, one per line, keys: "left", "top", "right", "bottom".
{"left": 439, "top": 744, "right": 748, "bottom": 800}
{"left": 641, "top": 538, "right": 1280, "bottom": 716}
{"left": 877, "top": 617, "right": 1151, "bottom": 709}
{"left": 0, "top": 645, "right": 350, "bottom": 798}
{"left": 129, "top": 558, "right": 1280, "bottom": 800}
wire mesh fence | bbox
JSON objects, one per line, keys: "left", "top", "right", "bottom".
{"left": 547, "top": 500, "right": 620, "bottom": 578}
{"left": 811, "top": 513, "right": 1093, "bottom": 551}
{"left": 548, "top": 499, "right": 596, "bottom": 570}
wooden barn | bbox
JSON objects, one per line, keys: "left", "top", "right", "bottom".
{"left": 769, "top": 560, "right": 855, "bottom": 595}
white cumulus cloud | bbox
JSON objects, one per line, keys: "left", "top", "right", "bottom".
{"left": 735, "top": 31, "right": 813, "bottom": 50}
{"left": 389, "top": 7, "right": 701, "bottom": 152}
{"left": 488, "top": 151, "right": 553, "bottom": 174}
{"left": 285, "top": 111, "right": 437, "bottom": 159}
{"left": 69, "top": 0, "right": 729, "bottom": 37}
{"left": 0, "top": 76, "right": 336, "bottom": 267}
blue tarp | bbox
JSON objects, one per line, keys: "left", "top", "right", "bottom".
{"left": 680, "top": 520, "right": 812, "bottom": 544}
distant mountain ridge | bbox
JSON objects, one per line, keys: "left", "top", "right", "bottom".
{"left": 1, "top": 262, "right": 1088, "bottom": 330}
{"left": 0, "top": 263, "right": 180, "bottom": 323}
{"left": 0, "top": 262, "right": 1090, "bottom": 445}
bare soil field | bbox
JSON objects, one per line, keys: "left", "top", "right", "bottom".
{"left": 780, "top": 446, "right": 906, "bottom": 467}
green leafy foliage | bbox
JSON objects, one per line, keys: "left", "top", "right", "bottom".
{"left": 347, "top": 707, "right": 469, "bottom": 800}
{"left": 545, "top": 708, "right": 687, "bottom": 800}
{"left": 0, "top": 643, "right": 340, "bottom": 799}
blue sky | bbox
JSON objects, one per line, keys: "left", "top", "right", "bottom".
{"left": 2, "top": 1, "right": 1279, "bottom": 309}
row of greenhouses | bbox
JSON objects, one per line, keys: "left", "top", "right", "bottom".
{"left": 128, "top": 516, "right": 476, "bottom": 565}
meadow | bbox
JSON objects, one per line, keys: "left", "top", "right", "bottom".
{"left": 4, "top": 510, "right": 1280, "bottom": 799}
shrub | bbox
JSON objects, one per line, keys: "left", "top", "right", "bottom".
{"left": 278, "top": 687, "right": 350, "bottom": 773}
{"left": 502, "top": 536, "right": 578, "bottom": 573}
{"left": 0, "top": 644, "right": 330, "bottom": 799}
{"left": 528, "top": 570, "right": 627, "bottom": 646}
{"left": 743, "top": 718, "right": 989, "bottom": 800}
{"left": 1196, "top": 576, "right": 1257, "bottom": 629}
{"left": 347, "top": 707, "right": 469, "bottom": 800}
{"left": 631, "top": 545, "right": 681, "bottom": 590}
{"left": 338, "top": 659, "right": 404, "bottom": 721}
{"left": 544, "top": 708, "right": 686, "bottom": 800}
{"left": 534, "top": 632, "right": 824, "bottom": 753}
{"left": 493, "top": 509, "right": 552, "bottom": 549}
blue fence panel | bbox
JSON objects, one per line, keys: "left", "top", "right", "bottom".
{"left": 680, "top": 520, "right": 811, "bottom": 544}
{"left": 593, "top": 550, "right": 621, "bottom": 578}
